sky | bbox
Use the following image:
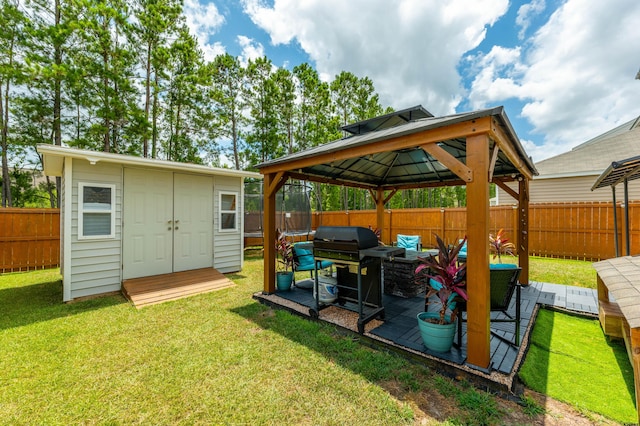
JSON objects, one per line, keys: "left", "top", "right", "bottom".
{"left": 182, "top": 0, "right": 640, "bottom": 164}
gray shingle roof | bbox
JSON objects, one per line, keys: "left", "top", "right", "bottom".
{"left": 535, "top": 118, "right": 640, "bottom": 177}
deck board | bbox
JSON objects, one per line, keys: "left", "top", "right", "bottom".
{"left": 122, "top": 268, "right": 234, "bottom": 308}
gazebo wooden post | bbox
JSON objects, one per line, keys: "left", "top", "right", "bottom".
{"left": 375, "top": 188, "right": 385, "bottom": 241}
{"left": 518, "top": 178, "right": 530, "bottom": 284}
{"left": 465, "top": 133, "right": 491, "bottom": 369}
{"left": 263, "top": 172, "right": 287, "bottom": 293}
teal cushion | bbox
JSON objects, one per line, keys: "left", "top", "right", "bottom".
{"left": 490, "top": 263, "right": 517, "bottom": 269}
{"left": 458, "top": 240, "right": 467, "bottom": 256}
{"left": 397, "top": 234, "right": 420, "bottom": 250}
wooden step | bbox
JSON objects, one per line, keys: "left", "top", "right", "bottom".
{"left": 122, "top": 268, "right": 234, "bottom": 308}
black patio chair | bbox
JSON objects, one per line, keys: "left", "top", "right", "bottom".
{"left": 456, "top": 264, "right": 522, "bottom": 347}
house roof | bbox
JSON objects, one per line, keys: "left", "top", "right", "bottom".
{"left": 534, "top": 117, "right": 640, "bottom": 178}
{"left": 256, "top": 106, "right": 537, "bottom": 190}
{"left": 37, "top": 145, "right": 262, "bottom": 179}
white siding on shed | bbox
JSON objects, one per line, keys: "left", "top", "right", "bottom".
{"left": 213, "top": 175, "right": 244, "bottom": 273}
{"left": 69, "top": 160, "right": 122, "bottom": 299}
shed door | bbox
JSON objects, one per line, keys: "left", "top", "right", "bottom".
{"left": 173, "top": 173, "right": 213, "bottom": 272}
{"left": 123, "top": 169, "right": 173, "bottom": 279}
{"left": 123, "top": 170, "right": 213, "bottom": 279}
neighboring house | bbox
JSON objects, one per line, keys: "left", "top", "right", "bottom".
{"left": 496, "top": 116, "right": 640, "bottom": 204}
{"left": 38, "top": 145, "right": 261, "bottom": 302}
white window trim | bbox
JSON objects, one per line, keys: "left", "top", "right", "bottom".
{"left": 219, "top": 191, "right": 238, "bottom": 232}
{"left": 78, "top": 182, "right": 116, "bottom": 240}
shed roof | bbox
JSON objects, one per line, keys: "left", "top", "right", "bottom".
{"left": 37, "top": 144, "right": 262, "bottom": 179}
{"left": 257, "top": 106, "right": 537, "bottom": 190}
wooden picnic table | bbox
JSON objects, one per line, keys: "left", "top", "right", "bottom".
{"left": 593, "top": 256, "right": 640, "bottom": 424}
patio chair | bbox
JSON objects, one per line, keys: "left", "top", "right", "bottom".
{"left": 457, "top": 239, "right": 467, "bottom": 262}
{"left": 456, "top": 264, "right": 522, "bottom": 347}
{"left": 292, "top": 242, "right": 333, "bottom": 287}
{"left": 396, "top": 234, "right": 422, "bottom": 251}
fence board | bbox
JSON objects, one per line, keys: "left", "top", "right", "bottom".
{"left": 311, "top": 201, "right": 633, "bottom": 261}
{"left": 3, "top": 202, "right": 637, "bottom": 271}
{"left": 0, "top": 208, "right": 60, "bottom": 272}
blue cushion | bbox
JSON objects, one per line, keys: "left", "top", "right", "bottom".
{"left": 458, "top": 239, "right": 467, "bottom": 256}
{"left": 490, "top": 263, "right": 517, "bottom": 270}
{"left": 294, "top": 245, "right": 332, "bottom": 271}
{"left": 397, "top": 234, "right": 420, "bottom": 250}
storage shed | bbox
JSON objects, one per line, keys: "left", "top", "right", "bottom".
{"left": 38, "top": 145, "right": 261, "bottom": 302}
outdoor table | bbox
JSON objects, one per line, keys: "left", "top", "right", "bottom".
{"left": 593, "top": 256, "right": 640, "bottom": 424}
{"left": 383, "top": 249, "right": 438, "bottom": 298}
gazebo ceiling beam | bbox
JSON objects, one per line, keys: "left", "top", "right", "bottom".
{"left": 421, "top": 142, "right": 473, "bottom": 182}
{"left": 259, "top": 118, "right": 492, "bottom": 175}
{"left": 494, "top": 178, "right": 519, "bottom": 200}
{"left": 489, "top": 118, "right": 533, "bottom": 181}
{"left": 488, "top": 144, "right": 500, "bottom": 182}
{"left": 287, "top": 170, "right": 379, "bottom": 190}
{"left": 265, "top": 171, "right": 288, "bottom": 197}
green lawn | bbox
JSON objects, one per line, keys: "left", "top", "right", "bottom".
{"left": 528, "top": 256, "right": 597, "bottom": 288}
{"left": 0, "top": 254, "right": 632, "bottom": 425}
{"left": 520, "top": 309, "right": 636, "bottom": 424}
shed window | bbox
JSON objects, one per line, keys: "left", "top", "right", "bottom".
{"left": 219, "top": 192, "right": 237, "bottom": 231}
{"left": 78, "top": 183, "right": 115, "bottom": 239}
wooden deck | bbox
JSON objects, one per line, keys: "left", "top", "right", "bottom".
{"left": 122, "top": 268, "right": 235, "bottom": 308}
{"left": 254, "top": 280, "right": 598, "bottom": 394}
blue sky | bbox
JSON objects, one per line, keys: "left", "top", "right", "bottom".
{"left": 184, "top": 0, "right": 640, "bottom": 163}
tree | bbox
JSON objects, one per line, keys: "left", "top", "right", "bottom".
{"left": 0, "top": 0, "right": 29, "bottom": 207}
{"left": 75, "top": 0, "right": 142, "bottom": 153}
{"left": 271, "top": 67, "right": 295, "bottom": 155}
{"left": 292, "top": 63, "right": 335, "bottom": 151}
{"left": 23, "top": 0, "right": 81, "bottom": 207}
{"left": 244, "top": 56, "right": 279, "bottom": 164}
{"left": 163, "top": 26, "right": 209, "bottom": 163}
{"left": 132, "top": 0, "right": 183, "bottom": 158}
{"left": 211, "top": 53, "right": 246, "bottom": 169}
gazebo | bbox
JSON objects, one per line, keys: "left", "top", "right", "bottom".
{"left": 255, "top": 105, "right": 538, "bottom": 369}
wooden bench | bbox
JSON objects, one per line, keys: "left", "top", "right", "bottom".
{"left": 593, "top": 256, "right": 640, "bottom": 425}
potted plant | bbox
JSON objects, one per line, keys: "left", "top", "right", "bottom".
{"left": 489, "top": 229, "right": 515, "bottom": 263}
{"left": 275, "top": 230, "right": 296, "bottom": 291}
{"left": 414, "top": 234, "right": 467, "bottom": 352}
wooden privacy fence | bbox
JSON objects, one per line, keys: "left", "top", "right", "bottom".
{"left": 1, "top": 202, "right": 636, "bottom": 271}
{"left": 0, "top": 208, "right": 60, "bottom": 273}
{"left": 312, "top": 202, "right": 637, "bottom": 261}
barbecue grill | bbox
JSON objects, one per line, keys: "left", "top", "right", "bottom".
{"left": 311, "top": 226, "right": 404, "bottom": 333}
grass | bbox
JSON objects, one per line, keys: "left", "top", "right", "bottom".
{"left": 0, "top": 253, "right": 632, "bottom": 425}
{"left": 528, "top": 256, "right": 597, "bottom": 288}
{"left": 519, "top": 309, "right": 636, "bottom": 424}
{"left": 0, "top": 256, "right": 515, "bottom": 425}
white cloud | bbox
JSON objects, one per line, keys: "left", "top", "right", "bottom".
{"left": 183, "top": 0, "right": 226, "bottom": 61}
{"left": 515, "top": 0, "right": 545, "bottom": 39}
{"left": 239, "top": 0, "right": 640, "bottom": 163}
{"left": 242, "top": 0, "right": 509, "bottom": 115}
{"left": 469, "top": 0, "right": 640, "bottom": 157}
{"left": 237, "top": 35, "right": 265, "bottom": 66}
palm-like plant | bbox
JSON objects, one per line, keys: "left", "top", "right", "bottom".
{"left": 275, "top": 229, "right": 296, "bottom": 272}
{"left": 415, "top": 235, "right": 467, "bottom": 324}
{"left": 489, "top": 229, "right": 515, "bottom": 263}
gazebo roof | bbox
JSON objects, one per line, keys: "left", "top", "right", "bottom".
{"left": 257, "top": 105, "right": 537, "bottom": 370}
{"left": 592, "top": 153, "right": 640, "bottom": 190}
{"left": 256, "top": 106, "right": 537, "bottom": 189}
